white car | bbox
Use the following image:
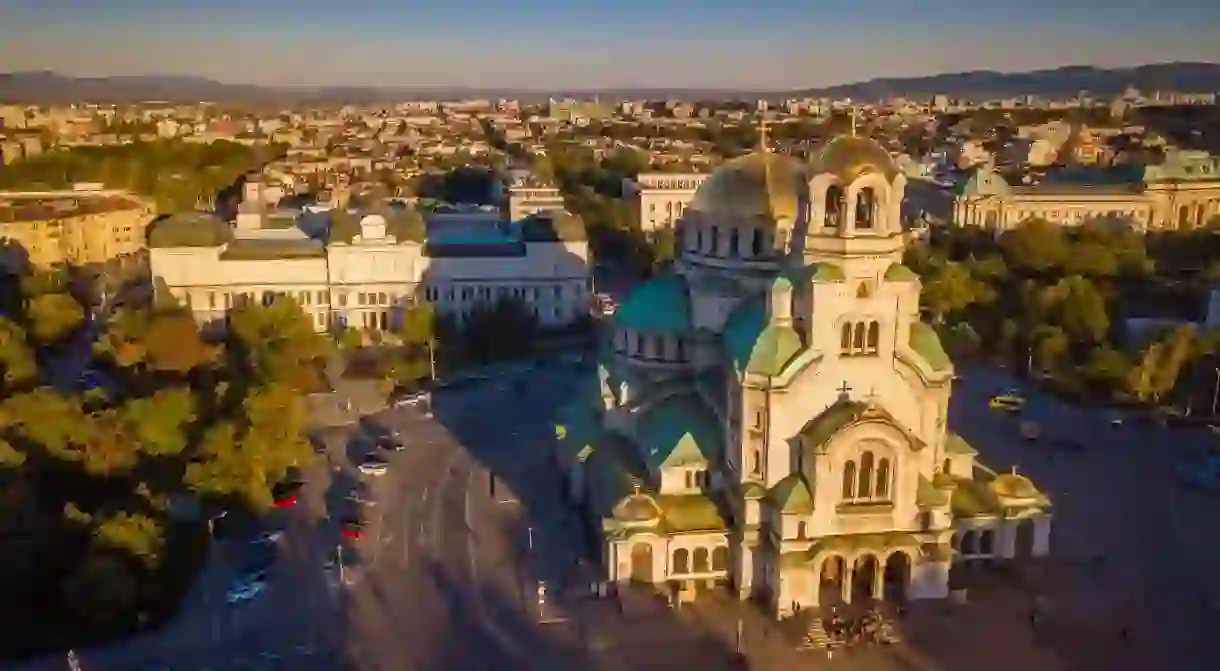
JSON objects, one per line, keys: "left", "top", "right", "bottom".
{"left": 251, "top": 530, "right": 283, "bottom": 545}
{"left": 226, "top": 579, "right": 266, "bottom": 604}
{"left": 345, "top": 491, "right": 377, "bottom": 506}
{"left": 358, "top": 460, "right": 389, "bottom": 476}
{"left": 393, "top": 391, "right": 428, "bottom": 407}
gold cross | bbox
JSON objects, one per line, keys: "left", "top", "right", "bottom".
{"left": 849, "top": 107, "right": 860, "bottom": 137}
{"left": 759, "top": 119, "right": 771, "bottom": 152}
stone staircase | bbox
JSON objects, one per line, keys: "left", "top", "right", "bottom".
{"left": 797, "top": 617, "right": 841, "bottom": 651}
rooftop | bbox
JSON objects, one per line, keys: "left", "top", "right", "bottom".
{"left": 0, "top": 195, "right": 146, "bottom": 224}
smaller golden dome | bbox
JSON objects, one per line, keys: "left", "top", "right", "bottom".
{"left": 990, "top": 473, "right": 1038, "bottom": 499}
{"left": 615, "top": 494, "right": 661, "bottom": 522}
{"left": 689, "top": 151, "right": 804, "bottom": 223}
{"left": 811, "top": 135, "right": 898, "bottom": 184}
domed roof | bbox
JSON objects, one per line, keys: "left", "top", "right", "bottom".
{"left": 147, "top": 212, "right": 234, "bottom": 248}
{"left": 615, "top": 493, "right": 661, "bottom": 522}
{"left": 811, "top": 135, "right": 899, "bottom": 183}
{"left": 688, "top": 151, "right": 805, "bottom": 222}
{"left": 990, "top": 472, "right": 1039, "bottom": 499}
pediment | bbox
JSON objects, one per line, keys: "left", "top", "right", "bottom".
{"left": 807, "top": 406, "right": 924, "bottom": 456}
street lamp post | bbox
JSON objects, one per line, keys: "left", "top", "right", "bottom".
{"left": 337, "top": 543, "right": 345, "bottom": 586}
{"left": 1211, "top": 368, "right": 1219, "bottom": 417}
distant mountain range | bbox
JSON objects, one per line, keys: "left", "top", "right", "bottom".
{"left": 1, "top": 63, "right": 1218, "bottom": 105}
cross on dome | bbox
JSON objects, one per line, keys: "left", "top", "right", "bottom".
{"left": 758, "top": 119, "right": 771, "bottom": 153}
{"left": 849, "top": 106, "right": 861, "bottom": 137}
{"left": 864, "top": 387, "right": 880, "bottom": 406}
{"left": 836, "top": 380, "right": 852, "bottom": 398}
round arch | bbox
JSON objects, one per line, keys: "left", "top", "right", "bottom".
{"left": 882, "top": 550, "right": 913, "bottom": 601}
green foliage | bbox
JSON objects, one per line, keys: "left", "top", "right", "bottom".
{"left": 26, "top": 292, "right": 85, "bottom": 344}
{"left": 0, "top": 317, "right": 37, "bottom": 388}
{"left": 917, "top": 221, "right": 1220, "bottom": 407}
{"left": 0, "top": 139, "right": 261, "bottom": 213}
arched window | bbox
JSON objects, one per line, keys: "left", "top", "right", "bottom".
{"left": 867, "top": 322, "right": 880, "bottom": 353}
{"left": 858, "top": 451, "right": 875, "bottom": 498}
{"left": 841, "top": 323, "right": 853, "bottom": 352}
{"left": 876, "top": 458, "right": 890, "bottom": 498}
{"left": 798, "top": 522, "right": 808, "bottom": 538}
{"left": 942, "top": 458, "right": 951, "bottom": 476}
{"left": 693, "top": 547, "right": 710, "bottom": 572}
{"left": 856, "top": 187, "right": 877, "bottom": 230}
{"left": 984, "top": 211, "right": 999, "bottom": 229}
{"left": 825, "top": 185, "right": 845, "bottom": 228}
{"left": 980, "top": 529, "right": 995, "bottom": 555}
{"left": 853, "top": 322, "right": 866, "bottom": 350}
{"left": 1179, "top": 205, "right": 1190, "bottom": 229}
{"left": 696, "top": 227, "right": 704, "bottom": 252}
{"left": 842, "top": 460, "right": 856, "bottom": 498}
{"left": 751, "top": 228, "right": 763, "bottom": 257}
{"left": 675, "top": 338, "right": 687, "bottom": 362}
{"left": 673, "top": 548, "right": 690, "bottom": 574}
{"left": 711, "top": 546, "right": 728, "bottom": 571}
{"left": 709, "top": 226, "right": 720, "bottom": 255}
{"left": 729, "top": 228, "right": 740, "bottom": 257}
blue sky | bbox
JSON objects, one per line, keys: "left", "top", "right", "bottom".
{"left": 1, "top": 1, "right": 1218, "bottom": 89}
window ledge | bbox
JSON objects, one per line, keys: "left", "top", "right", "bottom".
{"left": 835, "top": 501, "right": 894, "bottom": 515}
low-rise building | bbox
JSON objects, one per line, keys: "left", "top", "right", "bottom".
{"left": 149, "top": 181, "right": 591, "bottom": 333}
{"left": 953, "top": 149, "right": 1220, "bottom": 231}
{"left": 624, "top": 172, "right": 711, "bottom": 232}
{"left": 0, "top": 188, "right": 154, "bottom": 268}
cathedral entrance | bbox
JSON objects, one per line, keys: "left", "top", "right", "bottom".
{"left": 819, "top": 555, "right": 846, "bottom": 606}
{"left": 1014, "top": 519, "right": 1035, "bottom": 560}
{"left": 630, "top": 543, "right": 654, "bottom": 583}
{"left": 883, "top": 552, "right": 911, "bottom": 602}
{"left": 852, "top": 555, "right": 879, "bottom": 602}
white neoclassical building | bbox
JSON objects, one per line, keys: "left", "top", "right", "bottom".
{"left": 954, "top": 148, "right": 1220, "bottom": 232}
{"left": 555, "top": 134, "right": 1052, "bottom": 619}
{"left": 148, "top": 180, "right": 592, "bottom": 331}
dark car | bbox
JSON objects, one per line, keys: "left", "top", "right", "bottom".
{"left": 377, "top": 435, "right": 406, "bottom": 452}
{"left": 340, "top": 516, "right": 366, "bottom": 539}
{"left": 272, "top": 480, "right": 304, "bottom": 508}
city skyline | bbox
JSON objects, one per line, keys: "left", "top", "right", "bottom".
{"left": 2, "top": 1, "right": 1220, "bottom": 89}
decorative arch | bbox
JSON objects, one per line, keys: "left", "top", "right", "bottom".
{"left": 847, "top": 174, "right": 891, "bottom": 233}
{"left": 693, "top": 547, "right": 710, "bottom": 572}
{"left": 750, "top": 228, "right": 763, "bottom": 256}
{"left": 979, "top": 528, "right": 996, "bottom": 555}
{"left": 960, "top": 530, "right": 978, "bottom": 555}
{"left": 883, "top": 550, "right": 912, "bottom": 601}
{"left": 711, "top": 546, "right": 728, "bottom": 571}
{"left": 825, "top": 184, "right": 846, "bottom": 229}
{"left": 840, "top": 323, "right": 852, "bottom": 351}
{"left": 855, "top": 186, "right": 878, "bottom": 230}
{"left": 858, "top": 450, "right": 875, "bottom": 498}
{"left": 842, "top": 460, "right": 857, "bottom": 498}
{"left": 853, "top": 322, "right": 866, "bottom": 350}
{"left": 673, "top": 548, "right": 690, "bottom": 573}
{"left": 876, "top": 457, "right": 891, "bottom": 498}
{"left": 728, "top": 227, "right": 740, "bottom": 257}
{"left": 867, "top": 322, "right": 880, "bottom": 352}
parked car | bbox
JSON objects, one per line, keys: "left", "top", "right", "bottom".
{"left": 272, "top": 480, "right": 303, "bottom": 508}
{"left": 358, "top": 458, "right": 389, "bottom": 476}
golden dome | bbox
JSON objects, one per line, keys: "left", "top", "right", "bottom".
{"left": 811, "top": 135, "right": 899, "bottom": 184}
{"left": 990, "top": 473, "right": 1038, "bottom": 499}
{"left": 689, "top": 151, "right": 805, "bottom": 223}
{"left": 615, "top": 493, "right": 661, "bottom": 522}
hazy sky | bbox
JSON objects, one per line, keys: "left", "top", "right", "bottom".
{"left": 2, "top": 1, "right": 1218, "bottom": 89}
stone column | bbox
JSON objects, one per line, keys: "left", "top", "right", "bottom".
{"left": 872, "top": 565, "right": 885, "bottom": 600}
{"left": 717, "top": 227, "right": 733, "bottom": 257}
{"left": 998, "top": 520, "right": 1017, "bottom": 559}
{"left": 841, "top": 565, "right": 854, "bottom": 604}
{"left": 1033, "top": 516, "right": 1052, "bottom": 557}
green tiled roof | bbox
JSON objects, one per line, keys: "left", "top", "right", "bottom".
{"left": 784, "top": 261, "right": 845, "bottom": 284}
{"left": 637, "top": 392, "right": 721, "bottom": 470}
{"left": 909, "top": 321, "right": 952, "bottom": 371}
{"left": 803, "top": 532, "right": 921, "bottom": 562}
{"left": 916, "top": 475, "right": 951, "bottom": 509}
{"left": 945, "top": 433, "right": 978, "bottom": 455}
{"left": 147, "top": 212, "right": 234, "bottom": 248}
{"left": 769, "top": 473, "right": 814, "bottom": 513}
{"left": 741, "top": 480, "right": 767, "bottom": 500}
{"left": 884, "top": 263, "right": 919, "bottom": 282}
{"left": 658, "top": 493, "right": 727, "bottom": 532}
{"left": 724, "top": 297, "right": 803, "bottom": 376}
{"left": 218, "top": 239, "right": 325, "bottom": 260}
{"left": 950, "top": 476, "right": 1003, "bottom": 518}
{"left": 798, "top": 398, "right": 867, "bottom": 450}
{"left": 614, "top": 273, "right": 692, "bottom": 333}
{"left": 585, "top": 432, "right": 649, "bottom": 518}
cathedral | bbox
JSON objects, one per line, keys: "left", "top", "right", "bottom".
{"left": 554, "top": 132, "right": 1053, "bottom": 618}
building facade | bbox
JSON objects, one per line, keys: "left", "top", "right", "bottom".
{"left": 0, "top": 189, "right": 154, "bottom": 268}
{"left": 149, "top": 181, "right": 591, "bottom": 332}
{"left": 625, "top": 172, "right": 710, "bottom": 232}
{"left": 555, "top": 136, "right": 1051, "bottom": 619}
{"left": 954, "top": 149, "right": 1220, "bottom": 231}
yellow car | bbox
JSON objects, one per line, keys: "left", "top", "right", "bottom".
{"left": 989, "top": 394, "right": 1026, "bottom": 412}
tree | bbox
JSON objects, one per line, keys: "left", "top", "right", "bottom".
{"left": 1084, "top": 346, "right": 1131, "bottom": 390}
{"left": 1048, "top": 276, "right": 1109, "bottom": 343}
{"left": 92, "top": 511, "right": 165, "bottom": 569}
{"left": 119, "top": 388, "right": 196, "bottom": 457}
{"left": 921, "top": 261, "right": 981, "bottom": 324}
{"left": 144, "top": 309, "right": 213, "bottom": 373}
{"left": 26, "top": 292, "right": 84, "bottom": 344}
{"left": 228, "top": 298, "right": 330, "bottom": 392}
{"left": 1032, "top": 325, "right": 1070, "bottom": 372}
{"left": 0, "top": 317, "right": 37, "bottom": 389}
{"left": 1001, "top": 218, "right": 1069, "bottom": 273}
